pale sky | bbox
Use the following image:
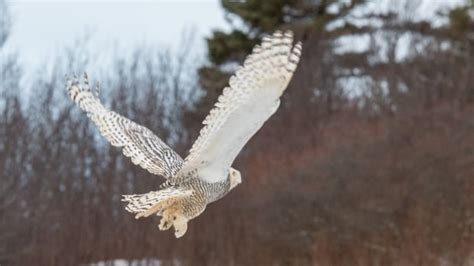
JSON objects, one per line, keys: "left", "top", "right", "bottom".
{"left": 3, "top": 0, "right": 467, "bottom": 73}
{"left": 5, "top": 0, "right": 229, "bottom": 69}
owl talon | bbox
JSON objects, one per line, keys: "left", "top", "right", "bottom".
{"left": 67, "top": 31, "right": 301, "bottom": 241}
{"left": 159, "top": 217, "right": 172, "bottom": 231}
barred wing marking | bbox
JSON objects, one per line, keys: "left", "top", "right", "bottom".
{"left": 66, "top": 75, "right": 183, "bottom": 179}
{"left": 180, "top": 31, "right": 302, "bottom": 183}
{"left": 122, "top": 187, "right": 193, "bottom": 219}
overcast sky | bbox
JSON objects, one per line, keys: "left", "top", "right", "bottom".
{"left": 3, "top": 0, "right": 467, "bottom": 74}
{"left": 5, "top": 0, "right": 228, "bottom": 70}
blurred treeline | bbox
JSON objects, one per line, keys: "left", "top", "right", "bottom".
{"left": 1, "top": 0, "right": 474, "bottom": 265}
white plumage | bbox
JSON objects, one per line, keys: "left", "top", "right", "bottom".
{"left": 180, "top": 31, "right": 301, "bottom": 183}
{"left": 66, "top": 30, "right": 302, "bottom": 238}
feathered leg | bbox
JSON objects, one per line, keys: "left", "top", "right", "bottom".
{"left": 158, "top": 206, "right": 178, "bottom": 231}
{"left": 173, "top": 215, "right": 189, "bottom": 238}
{"left": 158, "top": 206, "right": 189, "bottom": 238}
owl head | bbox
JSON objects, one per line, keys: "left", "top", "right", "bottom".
{"left": 229, "top": 168, "right": 242, "bottom": 189}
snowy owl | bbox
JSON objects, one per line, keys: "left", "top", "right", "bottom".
{"left": 66, "top": 31, "right": 302, "bottom": 238}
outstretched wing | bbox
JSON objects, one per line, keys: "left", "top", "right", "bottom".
{"left": 66, "top": 74, "right": 183, "bottom": 179}
{"left": 179, "top": 31, "right": 302, "bottom": 183}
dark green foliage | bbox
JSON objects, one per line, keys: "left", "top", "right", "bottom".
{"left": 207, "top": 30, "right": 257, "bottom": 65}
{"left": 448, "top": 5, "right": 473, "bottom": 35}
{"left": 222, "top": 0, "right": 293, "bottom": 31}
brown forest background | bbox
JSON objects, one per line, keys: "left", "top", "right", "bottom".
{"left": 1, "top": 0, "right": 474, "bottom": 265}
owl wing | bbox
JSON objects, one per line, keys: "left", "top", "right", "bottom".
{"left": 122, "top": 187, "right": 193, "bottom": 219}
{"left": 66, "top": 74, "right": 183, "bottom": 179}
{"left": 179, "top": 31, "right": 302, "bottom": 183}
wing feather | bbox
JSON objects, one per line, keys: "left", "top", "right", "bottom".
{"left": 180, "top": 31, "right": 302, "bottom": 182}
{"left": 66, "top": 74, "right": 183, "bottom": 179}
{"left": 122, "top": 187, "right": 193, "bottom": 219}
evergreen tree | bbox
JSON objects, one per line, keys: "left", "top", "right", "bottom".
{"left": 186, "top": 0, "right": 370, "bottom": 141}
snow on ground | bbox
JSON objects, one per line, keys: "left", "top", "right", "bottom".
{"left": 329, "top": 0, "right": 469, "bottom": 99}
{"left": 88, "top": 259, "right": 162, "bottom": 266}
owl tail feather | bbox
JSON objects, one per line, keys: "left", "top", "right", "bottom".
{"left": 121, "top": 187, "right": 193, "bottom": 219}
